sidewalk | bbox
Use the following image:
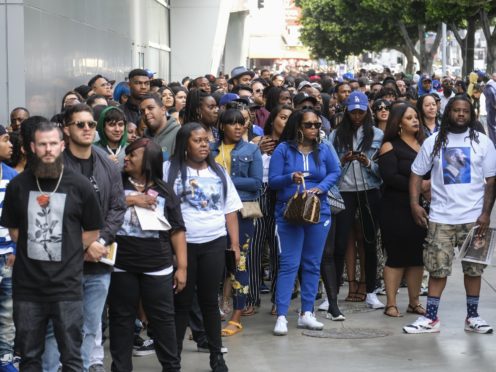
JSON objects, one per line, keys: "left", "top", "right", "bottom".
{"left": 117, "top": 262, "right": 496, "bottom": 372}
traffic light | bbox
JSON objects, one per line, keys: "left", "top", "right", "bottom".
{"left": 258, "top": 0, "right": 264, "bottom": 9}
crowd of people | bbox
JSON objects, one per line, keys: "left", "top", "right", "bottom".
{"left": 0, "top": 64, "right": 495, "bottom": 372}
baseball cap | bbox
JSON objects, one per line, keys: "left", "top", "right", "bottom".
{"left": 219, "top": 93, "right": 239, "bottom": 106}
{"left": 297, "top": 80, "right": 312, "bottom": 91}
{"left": 346, "top": 91, "right": 368, "bottom": 111}
{"left": 293, "top": 92, "right": 317, "bottom": 106}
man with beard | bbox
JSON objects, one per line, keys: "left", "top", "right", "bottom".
{"left": 0, "top": 122, "right": 103, "bottom": 370}
{"left": 404, "top": 96, "right": 496, "bottom": 335}
{"left": 439, "top": 77, "right": 456, "bottom": 116}
{"left": 42, "top": 104, "right": 126, "bottom": 372}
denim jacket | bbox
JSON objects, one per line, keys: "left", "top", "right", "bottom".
{"left": 329, "top": 126, "right": 383, "bottom": 191}
{"left": 211, "top": 140, "right": 263, "bottom": 201}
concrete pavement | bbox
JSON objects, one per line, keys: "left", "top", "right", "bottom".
{"left": 106, "top": 262, "right": 496, "bottom": 372}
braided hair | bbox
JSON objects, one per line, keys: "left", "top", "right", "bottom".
{"left": 431, "top": 95, "right": 479, "bottom": 159}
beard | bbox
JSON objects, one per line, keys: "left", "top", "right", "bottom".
{"left": 32, "top": 154, "right": 64, "bottom": 179}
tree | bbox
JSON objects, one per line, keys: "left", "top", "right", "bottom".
{"left": 480, "top": 5, "right": 496, "bottom": 73}
{"left": 298, "top": 0, "right": 441, "bottom": 74}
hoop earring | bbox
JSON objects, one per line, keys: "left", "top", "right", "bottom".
{"left": 399, "top": 126, "right": 403, "bottom": 135}
{"left": 185, "top": 150, "right": 188, "bottom": 159}
{"left": 316, "top": 134, "right": 322, "bottom": 144}
{"left": 297, "top": 130, "right": 304, "bottom": 143}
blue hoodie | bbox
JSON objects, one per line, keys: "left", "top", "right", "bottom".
{"left": 268, "top": 141, "right": 341, "bottom": 216}
{"left": 417, "top": 76, "right": 436, "bottom": 96}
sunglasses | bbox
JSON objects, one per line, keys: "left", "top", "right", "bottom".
{"left": 302, "top": 122, "right": 322, "bottom": 129}
{"left": 67, "top": 120, "right": 97, "bottom": 129}
{"left": 374, "top": 106, "right": 390, "bottom": 112}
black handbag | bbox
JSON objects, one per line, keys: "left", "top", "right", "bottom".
{"left": 327, "top": 185, "right": 346, "bottom": 214}
{"left": 283, "top": 178, "right": 320, "bottom": 224}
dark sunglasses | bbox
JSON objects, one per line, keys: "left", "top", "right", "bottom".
{"left": 67, "top": 120, "right": 97, "bottom": 129}
{"left": 302, "top": 122, "right": 322, "bottom": 129}
{"left": 374, "top": 106, "right": 390, "bottom": 112}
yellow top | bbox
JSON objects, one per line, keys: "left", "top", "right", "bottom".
{"left": 215, "top": 143, "right": 235, "bottom": 173}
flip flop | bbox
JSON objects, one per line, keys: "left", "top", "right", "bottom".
{"left": 221, "top": 321, "right": 243, "bottom": 337}
{"left": 241, "top": 306, "right": 257, "bottom": 316}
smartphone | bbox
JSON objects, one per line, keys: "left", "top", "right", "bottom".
{"left": 352, "top": 151, "right": 361, "bottom": 156}
{"left": 302, "top": 172, "right": 311, "bottom": 178}
{"left": 147, "top": 189, "right": 158, "bottom": 198}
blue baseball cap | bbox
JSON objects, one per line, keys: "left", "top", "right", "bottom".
{"left": 346, "top": 91, "right": 368, "bottom": 111}
{"left": 219, "top": 93, "right": 239, "bottom": 106}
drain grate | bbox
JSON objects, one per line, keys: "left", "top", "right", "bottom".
{"left": 302, "top": 328, "right": 391, "bottom": 339}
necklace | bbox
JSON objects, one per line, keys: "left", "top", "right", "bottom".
{"left": 128, "top": 176, "right": 145, "bottom": 188}
{"left": 35, "top": 166, "right": 64, "bottom": 208}
{"left": 107, "top": 144, "right": 122, "bottom": 156}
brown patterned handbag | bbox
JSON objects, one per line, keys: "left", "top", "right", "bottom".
{"left": 283, "top": 178, "right": 320, "bottom": 224}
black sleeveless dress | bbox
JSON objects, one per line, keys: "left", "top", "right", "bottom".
{"left": 378, "top": 138, "right": 426, "bottom": 267}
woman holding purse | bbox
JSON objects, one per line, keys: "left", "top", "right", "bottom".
{"left": 211, "top": 108, "right": 263, "bottom": 336}
{"left": 269, "top": 109, "right": 341, "bottom": 336}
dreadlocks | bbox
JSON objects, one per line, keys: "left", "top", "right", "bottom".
{"left": 431, "top": 95, "right": 479, "bottom": 159}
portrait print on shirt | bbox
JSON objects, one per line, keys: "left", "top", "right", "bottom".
{"left": 27, "top": 192, "right": 65, "bottom": 261}
{"left": 175, "top": 177, "right": 222, "bottom": 211}
{"left": 442, "top": 147, "right": 471, "bottom": 185}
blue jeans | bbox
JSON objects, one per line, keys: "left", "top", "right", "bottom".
{"left": 42, "top": 273, "right": 110, "bottom": 372}
{"left": 0, "top": 254, "right": 14, "bottom": 362}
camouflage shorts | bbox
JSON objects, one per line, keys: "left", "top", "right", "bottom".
{"left": 423, "top": 222, "right": 486, "bottom": 278}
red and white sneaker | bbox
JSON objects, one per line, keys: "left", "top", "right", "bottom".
{"left": 465, "top": 316, "right": 493, "bottom": 334}
{"left": 403, "top": 316, "right": 440, "bottom": 334}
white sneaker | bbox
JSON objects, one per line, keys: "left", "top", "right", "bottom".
{"left": 403, "top": 316, "right": 440, "bottom": 334}
{"left": 273, "top": 315, "right": 288, "bottom": 336}
{"left": 366, "top": 293, "right": 385, "bottom": 309}
{"left": 465, "top": 316, "right": 493, "bottom": 334}
{"left": 297, "top": 311, "right": 324, "bottom": 330}
{"left": 317, "top": 299, "right": 329, "bottom": 311}
{"left": 325, "top": 312, "right": 346, "bottom": 321}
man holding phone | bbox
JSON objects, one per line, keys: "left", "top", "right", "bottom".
{"left": 405, "top": 96, "right": 496, "bottom": 334}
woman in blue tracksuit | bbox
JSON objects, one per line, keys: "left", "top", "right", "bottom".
{"left": 269, "top": 109, "right": 341, "bottom": 336}
{"left": 211, "top": 108, "right": 263, "bottom": 337}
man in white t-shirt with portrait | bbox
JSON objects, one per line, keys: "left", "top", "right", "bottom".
{"left": 404, "top": 95, "right": 496, "bottom": 334}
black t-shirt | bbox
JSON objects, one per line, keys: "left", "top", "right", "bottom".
{"left": 0, "top": 168, "right": 103, "bottom": 302}
{"left": 115, "top": 179, "right": 185, "bottom": 273}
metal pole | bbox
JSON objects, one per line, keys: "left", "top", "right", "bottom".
{"left": 442, "top": 23, "right": 447, "bottom": 75}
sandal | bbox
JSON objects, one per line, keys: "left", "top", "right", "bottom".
{"left": 270, "top": 304, "right": 277, "bottom": 316}
{"left": 407, "top": 303, "right": 426, "bottom": 315}
{"left": 241, "top": 306, "right": 256, "bottom": 317}
{"left": 221, "top": 321, "right": 243, "bottom": 337}
{"left": 354, "top": 281, "right": 367, "bottom": 302}
{"left": 345, "top": 280, "right": 360, "bottom": 302}
{"left": 383, "top": 305, "right": 402, "bottom": 317}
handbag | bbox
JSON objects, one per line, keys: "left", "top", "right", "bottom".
{"left": 327, "top": 185, "right": 346, "bottom": 214}
{"left": 283, "top": 178, "right": 320, "bottom": 224}
{"left": 240, "top": 201, "right": 263, "bottom": 219}
{"left": 225, "top": 249, "right": 237, "bottom": 274}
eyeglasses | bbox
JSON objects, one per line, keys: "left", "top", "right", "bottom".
{"left": 67, "top": 120, "right": 97, "bottom": 129}
{"left": 302, "top": 122, "right": 322, "bottom": 129}
{"left": 254, "top": 89, "right": 263, "bottom": 93}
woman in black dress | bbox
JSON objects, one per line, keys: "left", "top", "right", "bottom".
{"left": 378, "top": 103, "right": 428, "bottom": 317}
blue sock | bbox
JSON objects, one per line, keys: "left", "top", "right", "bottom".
{"left": 425, "top": 296, "right": 440, "bottom": 320}
{"left": 466, "top": 296, "right": 479, "bottom": 319}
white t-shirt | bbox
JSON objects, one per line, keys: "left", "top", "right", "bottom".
{"left": 411, "top": 129, "right": 496, "bottom": 224}
{"left": 163, "top": 162, "right": 242, "bottom": 244}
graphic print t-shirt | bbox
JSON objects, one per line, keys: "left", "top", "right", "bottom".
{"left": 163, "top": 163, "right": 242, "bottom": 244}
{"left": 411, "top": 130, "right": 496, "bottom": 224}
{"left": 115, "top": 179, "right": 185, "bottom": 272}
{"left": 0, "top": 168, "right": 103, "bottom": 301}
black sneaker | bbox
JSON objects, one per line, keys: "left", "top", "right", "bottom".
{"left": 132, "top": 339, "right": 155, "bottom": 357}
{"left": 133, "top": 335, "right": 145, "bottom": 350}
{"left": 210, "top": 353, "right": 228, "bottom": 372}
